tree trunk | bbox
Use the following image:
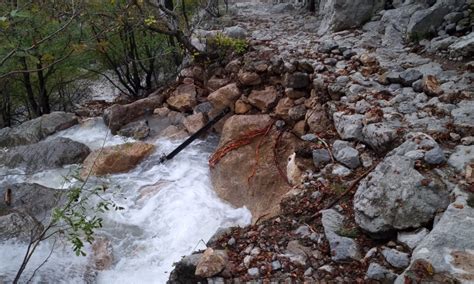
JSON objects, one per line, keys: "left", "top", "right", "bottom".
{"left": 20, "top": 57, "right": 41, "bottom": 117}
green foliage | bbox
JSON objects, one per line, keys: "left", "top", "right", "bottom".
{"left": 209, "top": 33, "right": 248, "bottom": 55}
{"left": 336, "top": 227, "right": 360, "bottom": 238}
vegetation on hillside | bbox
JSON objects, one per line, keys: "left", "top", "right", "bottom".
{"left": 0, "top": 0, "right": 223, "bottom": 127}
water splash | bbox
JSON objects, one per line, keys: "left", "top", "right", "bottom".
{"left": 0, "top": 118, "right": 251, "bottom": 283}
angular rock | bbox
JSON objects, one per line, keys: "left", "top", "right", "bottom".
{"left": 332, "top": 140, "right": 360, "bottom": 169}
{"left": 321, "top": 209, "right": 361, "bottom": 261}
{"left": 313, "top": 149, "right": 331, "bottom": 168}
{"left": 396, "top": 198, "right": 474, "bottom": 283}
{"left": 397, "top": 228, "right": 430, "bottom": 250}
{"left": 0, "top": 138, "right": 90, "bottom": 174}
{"left": 306, "top": 104, "right": 331, "bottom": 133}
{"left": 288, "top": 105, "right": 307, "bottom": 121}
{"left": 448, "top": 145, "right": 474, "bottom": 173}
{"left": 366, "top": 263, "right": 398, "bottom": 283}
{"left": 81, "top": 142, "right": 154, "bottom": 178}
{"left": 166, "top": 84, "right": 197, "bottom": 112}
{"left": 407, "top": 4, "right": 451, "bottom": 40}
{"left": 210, "top": 115, "right": 301, "bottom": 221}
{"left": 207, "top": 83, "right": 241, "bottom": 111}
{"left": 317, "top": 0, "right": 382, "bottom": 34}
{"left": 0, "top": 112, "right": 78, "bottom": 147}
{"left": 382, "top": 248, "right": 410, "bottom": 269}
{"left": 451, "top": 100, "right": 474, "bottom": 135}
{"left": 238, "top": 71, "right": 261, "bottom": 86}
{"left": 195, "top": 248, "right": 228, "bottom": 278}
{"left": 362, "top": 123, "right": 399, "bottom": 153}
{"left": 0, "top": 183, "right": 59, "bottom": 217}
{"left": 333, "top": 112, "right": 364, "bottom": 140}
{"left": 117, "top": 120, "right": 150, "bottom": 140}
{"left": 399, "top": 69, "right": 423, "bottom": 86}
{"left": 223, "top": 26, "right": 247, "bottom": 39}
{"left": 248, "top": 86, "right": 278, "bottom": 112}
{"left": 354, "top": 155, "right": 450, "bottom": 235}
{"left": 183, "top": 113, "right": 207, "bottom": 134}
{"left": 422, "top": 75, "right": 443, "bottom": 96}
{"left": 234, "top": 99, "right": 251, "bottom": 114}
{"left": 104, "top": 95, "right": 165, "bottom": 134}
{"left": 274, "top": 98, "right": 294, "bottom": 120}
{"left": 284, "top": 72, "right": 309, "bottom": 89}
{"left": 0, "top": 211, "right": 43, "bottom": 242}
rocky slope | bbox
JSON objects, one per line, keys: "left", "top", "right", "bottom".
{"left": 162, "top": 0, "right": 473, "bottom": 283}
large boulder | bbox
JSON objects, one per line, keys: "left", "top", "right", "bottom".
{"left": 207, "top": 83, "right": 241, "bottom": 111}
{"left": 0, "top": 211, "right": 43, "bottom": 241}
{"left": 317, "top": 0, "right": 384, "bottom": 35}
{"left": 103, "top": 94, "right": 165, "bottom": 134}
{"left": 210, "top": 115, "right": 301, "bottom": 221}
{"left": 396, "top": 196, "right": 474, "bottom": 283}
{"left": 81, "top": 142, "right": 155, "bottom": 178}
{"left": 168, "top": 253, "right": 205, "bottom": 284}
{"left": 0, "top": 112, "right": 78, "bottom": 147}
{"left": 0, "top": 183, "right": 59, "bottom": 217}
{"left": 354, "top": 154, "right": 450, "bottom": 235}
{"left": 0, "top": 138, "right": 90, "bottom": 173}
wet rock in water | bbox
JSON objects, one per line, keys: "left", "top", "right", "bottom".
{"left": 0, "top": 112, "right": 78, "bottom": 147}
{"left": 117, "top": 120, "right": 150, "bottom": 140}
{"left": 183, "top": 113, "right": 207, "bottom": 134}
{"left": 396, "top": 197, "right": 474, "bottom": 283}
{"left": 81, "top": 142, "right": 155, "bottom": 178}
{"left": 91, "top": 237, "right": 113, "bottom": 270}
{"left": 321, "top": 209, "right": 361, "bottom": 261}
{"left": 104, "top": 95, "right": 165, "bottom": 134}
{"left": 397, "top": 228, "right": 429, "bottom": 250}
{"left": 0, "top": 183, "right": 59, "bottom": 217}
{"left": 210, "top": 115, "right": 301, "bottom": 222}
{"left": 381, "top": 247, "right": 410, "bottom": 269}
{"left": 366, "top": 263, "right": 398, "bottom": 283}
{"left": 238, "top": 71, "right": 261, "bottom": 86}
{"left": 166, "top": 84, "right": 198, "bottom": 113}
{"left": 332, "top": 140, "right": 360, "bottom": 169}
{"left": 354, "top": 154, "right": 450, "bottom": 235}
{"left": 207, "top": 83, "right": 241, "bottom": 111}
{"left": 195, "top": 248, "right": 228, "bottom": 278}
{"left": 158, "top": 125, "right": 188, "bottom": 140}
{"left": 333, "top": 112, "right": 364, "bottom": 140}
{"left": 248, "top": 86, "right": 278, "bottom": 112}
{"left": 451, "top": 100, "right": 474, "bottom": 135}
{"left": 448, "top": 145, "right": 474, "bottom": 173}
{"left": 168, "top": 253, "right": 204, "bottom": 284}
{"left": 0, "top": 211, "right": 43, "bottom": 242}
{"left": 0, "top": 138, "right": 90, "bottom": 174}
{"left": 284, "top": 72, "right": 310, "bottom": 89}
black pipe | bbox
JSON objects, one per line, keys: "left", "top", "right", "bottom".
{"left": 160, "top": 107, "right": 230, "bottom": 163}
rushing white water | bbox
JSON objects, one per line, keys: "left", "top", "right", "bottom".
{"left": 0, "top": 118, "right": 251, "bottom": 283}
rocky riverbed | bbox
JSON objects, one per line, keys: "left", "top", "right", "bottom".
{"left": 0, "top": 0, "right": 473, "bottom": 283}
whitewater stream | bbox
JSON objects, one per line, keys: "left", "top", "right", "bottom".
{"left": 0, "top": 118, "right": 251, "bottom": 283}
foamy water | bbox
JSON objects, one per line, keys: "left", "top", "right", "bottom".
{"left": 0, "top": 118, "right": 251, "bottom": 283}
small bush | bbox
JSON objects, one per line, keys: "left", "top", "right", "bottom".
{"left": 208, "top": 33, "right": 248, "bottom": 57}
